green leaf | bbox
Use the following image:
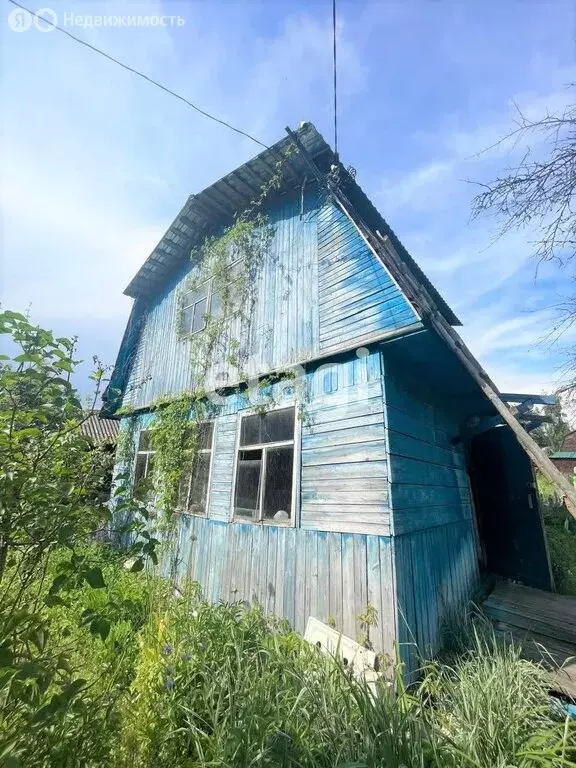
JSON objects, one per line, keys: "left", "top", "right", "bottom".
{"left": 61, "top": 678, "right": 87, "bottom": 701}
{"left": 89, "top": 618, "right": 111, "bottom": 641}
{"left": 49, "top": 574, "right": 68, "bottom": 594}
{"left": 0, "top": 644, "right": 14, "bottom": 667}
{"left": 57, "top": 360, "right": 74, "bottom": 374}
{"left": 44, "top": 594, "right": 67, "bottom": 608}
{"left": 130, "top": 557, "right": 145, "bottom": 573}
{"left": 84, "top": 567, "right": 105, "bottom": 589}
{"left": 13, "top": 353, "right": 42, "bottom": 364}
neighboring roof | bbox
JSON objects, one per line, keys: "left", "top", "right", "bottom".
{"left": 550, "top": 452, "right": 576, "bottom": 460}
{"left": 80, "top": 412, "right": 119, "bottom": 444}
{"left": 123, "top": 122, "right": 460, "bottom": 327}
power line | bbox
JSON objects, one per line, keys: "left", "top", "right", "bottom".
{"left": 7, "top": 0, "right": 270, "bottom": 151}
{"left": 332, "top": 0, "right": 338, "bottom": 158}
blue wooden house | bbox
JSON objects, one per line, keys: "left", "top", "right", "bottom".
{"left": 104, "top": 123, "right": 553, "bottom": 672}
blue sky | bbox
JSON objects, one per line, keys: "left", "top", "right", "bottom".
{"left": 1, "top": 0, "right": 575, "bottom": 399}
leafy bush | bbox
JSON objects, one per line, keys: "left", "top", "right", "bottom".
{"left": 538, "top": 478, "right": 576, "bottom": 595}
{"left": 0, "top": 310, "right": 157, "bottom": 767}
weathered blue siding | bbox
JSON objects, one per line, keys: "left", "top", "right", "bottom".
{"left": 317, "top": 202, "right": 420, "bottom": 353}
{"left": 208, "top": 414, "right": 238, "bottom": 522}
{"left": 123, "top": 191, "right": 319, "bottom": 409}
{"left": 121, "top": 190, "right": 422, "bottom": 411}
{"left": 394, "top": 520, "right": 480, "bottom": 675}
{"left": 382, "top": 347, "right": 480, "bottom": 676}
{"left": 383, "top": 352, "right": 473, "bottom": 536}
{"left": 301, "top": 350, "right": 390, "bottom": 535}
{"left": 172, "top": 515, "right": 396, "bottom": 656}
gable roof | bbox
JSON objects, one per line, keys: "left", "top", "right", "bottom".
{"left": 123, "top": 123, "right": 460, "bottom": 327}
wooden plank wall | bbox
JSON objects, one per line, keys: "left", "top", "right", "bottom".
{"left": 394, "top": 519, "right": 479, "bottom": 675}
{"left": 208, "top": 414, "right": 238, "bottom": 522}
{"left": 300, "top": 350, "right": 391, "bottom": 535}
{"left": 172, "top": 514, "right": 397, "bottom": 656}
{"left": 382, "top": 349, "right": 480, "bottom": 676}
{"left": 123, "top": 190, "right": 319, "bottom": 410}
{"left": 317, "top": 201, "right": 420, "bottom": 354}
{"left": 383, "top": 352, "right": 473, "bottom": 536}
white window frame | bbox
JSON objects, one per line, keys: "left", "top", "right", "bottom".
{"left": 230, "top": 404, "right": 299, "bottom": 527}
{"left": 177, "top": 421, "right": 215, "bottom": 517}
{"left": 133, "top": 429, "right": 155, "bottom": 498}
{"left": 181, "top": 258, "right": 244, "bottom": 337}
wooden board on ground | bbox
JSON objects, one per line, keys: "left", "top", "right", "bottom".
{"left": 483, "top": 582, "right": 576, "bottom": 698}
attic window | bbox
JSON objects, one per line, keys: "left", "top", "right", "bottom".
{"left": 181, "top": 260, "right": 244, "bottom": 336}
{"left": 182, "top": 282, "right": 210, "bottom": 335}
{"left": 233, "top": 406, "right": 295, "bottom": 524}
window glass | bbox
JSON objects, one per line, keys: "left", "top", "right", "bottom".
{"left": 133, "top": 453, "right": 148, "bottom": 493}
{"left": 177, "top": 422, "right": 214, "bottom": 515}
{"left": 183, "top": 284, "right": 208, "bottom": 309}
{"left": 234, "top": 449, "right": 262, "bottom": 519}
{"left": 191, "top": 297, "right": 208, "bottom": 333}
{"left": 138, "top": 429, "right": 153, "bottom": 452}
{"left": 234, "top": 408, "right": 295, "bottom": 524}
{"left": 210, "top": 289, "right": 222, "bottom": 317}
{"left": 240, "top": 407, "right": 295, "bottom": 446}
{"left": 182, "top": 306, "right": 194, "bottom": 334}
{"left": 262, "top": 446, "right": 293, "bottom": 520}
{"left": 182, "top": 282, "right": 210, "bottom": 335}
{"left": 197, "top": 422, "right": 214, "bottom": 451}
{"left": 188, "top": 452, "right": 211, "bottom": 514}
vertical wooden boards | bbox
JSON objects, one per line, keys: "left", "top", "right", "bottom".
{"left": 120, "top": 190, "right": 320, "bottom": 410}
{"left": 393, "top": 520, "right": 480, "bottom": 680}
{"left": 172, "top": 515, "right": 397, "bottom": 656}
{"left": 317, "top": 201, "right": 419, "bottom": 353}
{"left": 301, "top": 351, "right": 391, "bottom": 535}
{"left": 383, "top": 352, "right": 473, "bottom": 536}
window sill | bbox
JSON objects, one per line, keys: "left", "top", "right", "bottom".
{"left": 175, "top": 509, "right": 208, "bottom": 519}
{"left": 232, "top": 517, "right": 294, "bottom": 528}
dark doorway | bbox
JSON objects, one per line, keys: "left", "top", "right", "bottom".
{"left": 468, "top": 426, "right": 552, "bottom": 591}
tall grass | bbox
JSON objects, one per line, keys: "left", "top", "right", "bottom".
{"left": 5, "top": 550, "right": 575, "bottom": 767}
{"left": 420, "top": 626, "right": 575, "bottom": 767}
{"left": 112, "top": 585, "right": 575, "bottom": 768}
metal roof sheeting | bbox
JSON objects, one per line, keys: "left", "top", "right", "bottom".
{"left": 122, "top": 122, "right": 459, "bottom": 327}
{"left": 80, "top": 412, "right": 119, "bottom": 444}
{"left": 551, "top": 452, "right": 576, "bottom": 460}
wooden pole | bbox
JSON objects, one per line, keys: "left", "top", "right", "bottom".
{"left": 284, "top": 126, "right": 576, "bottom": 518}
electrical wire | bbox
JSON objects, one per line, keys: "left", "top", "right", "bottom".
{"left": 7, "top": 0, "right": 270, "bottom": 150}
{"left": 332, "top": 0, "right": 338, "bottom": 157}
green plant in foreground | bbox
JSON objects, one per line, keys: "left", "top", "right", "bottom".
{"left": 0, "top": 310, "right": 158, "bottom": 768}
{"left": 419, "top": 625, "right": 576, "bottom": 768}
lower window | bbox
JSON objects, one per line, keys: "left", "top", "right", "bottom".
{"left": 178, "top": 422, "right": 214, "bottom": 515}
{"left": 233, "top": 407, "right": 295, "bottom": 523}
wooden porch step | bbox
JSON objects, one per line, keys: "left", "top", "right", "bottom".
{"left": 483, "top": 582, "right": 576, "bottom": 699}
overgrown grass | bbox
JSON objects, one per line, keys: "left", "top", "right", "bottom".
{"left": 538, "top": 475, "right": 576, "bottom": 595}
{"left": 3, "top": 548, "right": 575, "bottom": 768}
{"left": 421, "top": 626, "right": 574, "bottom": 768}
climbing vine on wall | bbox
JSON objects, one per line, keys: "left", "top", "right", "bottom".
{"left": 119, "top": 144, "right": 316, "bottom": 530}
